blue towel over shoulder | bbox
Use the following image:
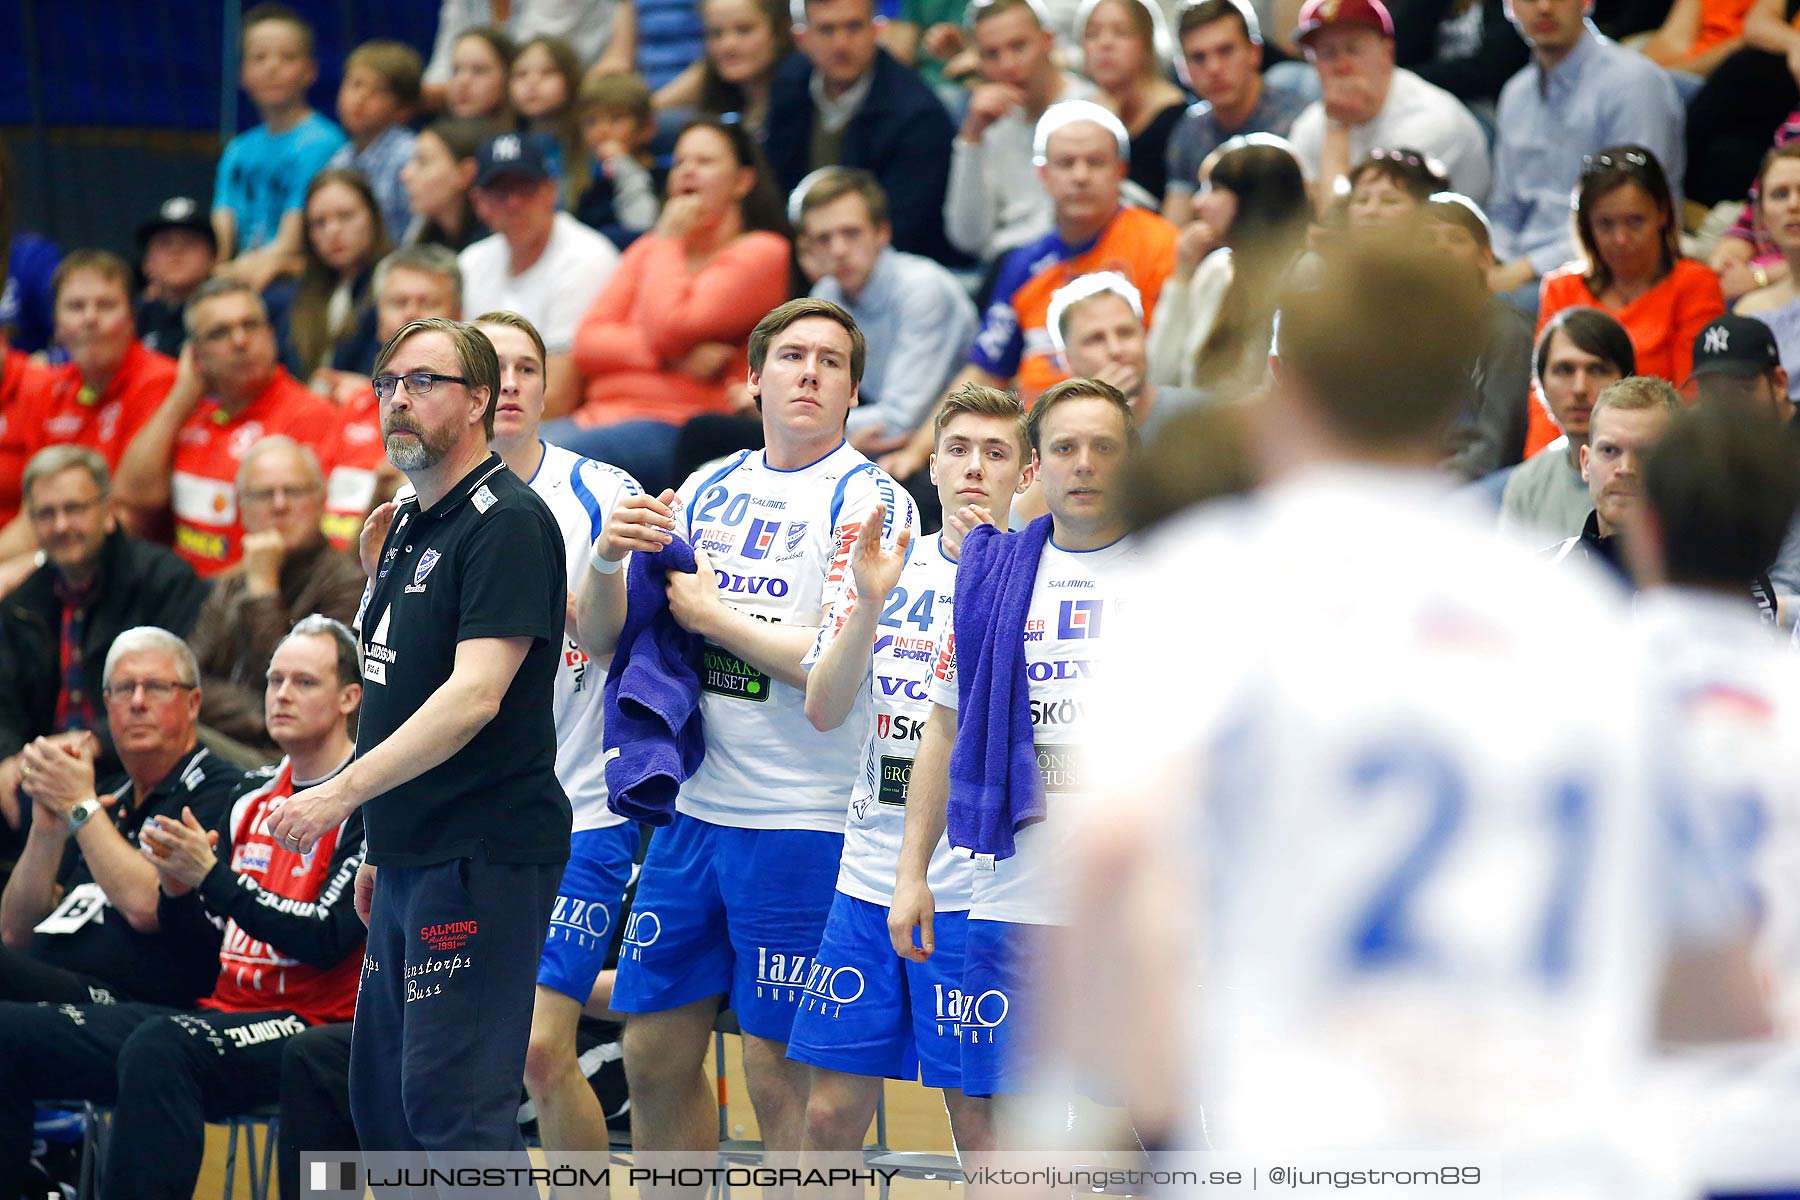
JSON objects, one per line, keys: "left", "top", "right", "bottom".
{"left": 602, "top": 533, "right": 705, "bottom": 826}
{"left": 946, "top": 515, "right": 1054, "bottom": 861}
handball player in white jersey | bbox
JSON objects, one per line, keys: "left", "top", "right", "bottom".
{"left": 890, "top": 376, "right": 1140, "bottom": 1104}
{"left": 1064, "top": 242, "right": 1774, "bottom": 1196}
{"left": 575, "top": 298, "right": 916, "bottom": 1160}
{"left": 1620, "top": 407, "right": 1800, "bottom": 1195}
{"left": 475, "top": 311, "right": 644, "bottom": 1179}
{"left": 787, "top": 383, "right": 1035, "bottom": 1155}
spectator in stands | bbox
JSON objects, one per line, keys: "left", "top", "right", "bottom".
{"left": 1342, "top": 145, "right": 1448, "bottom": 231}
{"left": 134, "top": 197, "right": 220, "bottom": 359}
{"left": 1287, "top": 0, "right": 1491, "bottom": 202}
{"left": 0, "top": 329, "right": 49, "bottom": 539}
{"left": 327, "top": 40, "right": 424, "bottom": 244}
{"left": 316, "top": 247, "right": 464, "bottom": 550}
{"left": 1164, "top": 0, "right": 1306, "bottom": 225}
{"left": 461, "top": 132, "right": 620, "bottom": 418}
{"left": 696, "top": 0, "right": 795, "bottom": 137}
{"left": 424, "top": 5, "right": 619, "bottom": 112}
{"left": 401, "top": 116, "right": 507, "bottom": 253}
{"left": 213, "top": 4, "right": 348, "bottom": 294}
{"left": 1731, "top": 146, "right": 1800, "bottom": 393}
{"left": 805, "top": 169, "right": 979, "bottom": 452}
{"left": 1148, "top": 134, "right": 1310, "bottom": 392}
{"left": 1498, "top": 306, "right": 1635, "bottom": 542}
{"left": 885, "top": 0, "right": 984, "bottom": 91}
{"left": 440, "top": 26, "right": 518, "bottom": 120}
{"left": 1423, "top": 193, "right": 1535, "bottom": 480}
{"left": 1683, "top": 0, "right": 1800, "bottom": 207}
{"left": 0, "top": 448, "right": 207, "bottom": 828}
{"left": 1641, "top": 0, "right": 1752, "bottom": 94}
{"left": 1532, "top": 146, "right": 1723, "bottom": 453}
{"left": 1077, "top": 0, "right": 1187, "bottom": 201}
{"left": 0, "top": 137, "right": 61, "bottom": 354}
{"left": 189, "top": 437, "right": 367, "bottom": 763}
{"left": 1054, "top": 272, "right": 1205, "bottom": 441}
{"left": 1549, "top": 373, "right": 1681, "bottom": 582}
{"left": 1710, "top": 118, "right": 1800, "bottom": 301}
{"left": 575, "top": 72, "right": 665, "bottom": 248}
{"left": 0, "top": 617, "right": 367, "bottom": 1200}
{"left": 1486, "top": 0, "right": 1683, "bottom": 313}
{"left": 276, "top": 168, "right": 392, "bottom": 383}
{"left": 513, "top": 37, "right": 592, "bottom": 213}
{"left": 945, "top": 0, "right": 1095, "bottom": 262}
{"left": 554, "top": 118, "right": 790, "bottom": 490}
{"left": 765, "top": 0, "right": 959, "bottom": 262}
{"left": 0, "top": 252, "right": 175, "bottom": 574}
{"left": 1686, "top": 314, "right": 1800, "bottom": 602}
{"left": 0, "top": 627, "right": 242, "bottom": 1006}
{"left": 114, "top": 278, "right": 336, "bottom": 579}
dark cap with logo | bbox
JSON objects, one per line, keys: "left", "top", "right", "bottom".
{"left": 1295, "top": 0, "right": 1395, "bottom": 43}
{"left": 474, "top": 132, "right": 555, "bottom": 187}
{"left": 136, "top": 196, "right": 218, "bottom": 254}
{"left": 1691, "top": 315, "right": 1782, "bottom": 380}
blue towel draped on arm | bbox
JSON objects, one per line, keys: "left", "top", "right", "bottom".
{"left": 602, "top": 533, "right": 706, "bottom": 826}
{"left": 945, "top": 515, "right": 1054, "bottom": 861}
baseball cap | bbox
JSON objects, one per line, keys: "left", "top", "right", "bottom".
{"left": 1691, "top": 315, "right": 1782, "bottom": 379}
{"left": 474, "top": 132, "right": 554, "bottom": 188}
{"left": 136, "top": 196, "right": 218, "bottom": 254}
{"left": 1295, "top": 0, "right": 1394, "bottom": 44}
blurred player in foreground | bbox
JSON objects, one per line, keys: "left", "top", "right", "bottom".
{"left": 1061, "top": 241, "right": 1774, "bottom": 1197}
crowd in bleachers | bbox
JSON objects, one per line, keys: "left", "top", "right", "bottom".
{"left": 5, "top": 0, "right": 1800, "bottom": 1190}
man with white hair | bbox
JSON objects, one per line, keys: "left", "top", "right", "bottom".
{"left": 188, "top": 435, "right": 368, "bottom": 761}
{"left": 0, "top": 626, "right": 243, "bottom": 1005}
{"left": 880, "top": 100, "right": 1177, "bottom": 482}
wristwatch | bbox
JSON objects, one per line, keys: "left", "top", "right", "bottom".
{"left": 66, "top": 798, "right": 103, "bottom": 831}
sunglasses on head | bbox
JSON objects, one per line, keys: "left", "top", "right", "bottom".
{"left": 1581, "top": 149, "right": 1651, "bottom": 176}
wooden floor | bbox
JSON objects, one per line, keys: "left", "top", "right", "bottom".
{"left": 191, "top": 1033, "right": 956, "bottom": 1198}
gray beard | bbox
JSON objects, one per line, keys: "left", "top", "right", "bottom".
{"left": 386, "top": 432, "right": 438, "bottom": 472}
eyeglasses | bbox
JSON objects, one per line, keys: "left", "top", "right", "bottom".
{"left": 195, "top": 316, "right": 271, "bottom": 345}
{"left": 372, "top": 371, "right": 470, "bottom": 400}
{"left": 27, "top": 497, "right": 105, "bottom": 525}
{"left": 1581, "top": 149, "right": 1652, "bottom": 176}
{"left": 102, "top": 679, "right": 196, "bottom": 702}
{"left": 240, "top": 483, "right": 321, "bottom": 507}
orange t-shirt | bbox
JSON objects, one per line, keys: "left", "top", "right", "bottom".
{"left": 315, "top": 386, "right": 385, "bottom": 552}
{"left": 0, "top": 349, "right": 53, "bottom": 527}
{"left": 171, "top": 368, "right": 338, "bottom": 575}
{"left": 1524, "top": 258, "right": 1725, "bottom": 457}
{"left": 12, "top": 340, "right": 174, "bottom": 470}
{"left": 1692, "top": 0, "right": 1754, "bottom": 55}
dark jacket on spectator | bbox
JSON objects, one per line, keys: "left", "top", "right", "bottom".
{"left": 764, "top": 49, "right": 960, "bottom": 264}
{"left": 1389, "top": 0, "right": 1529, "bottom": 105}
{"left": 0, "top": 530, "right": 209, "bottom": 770}
{"left": 189, "top": 539, "right": 368, "bottom": 756}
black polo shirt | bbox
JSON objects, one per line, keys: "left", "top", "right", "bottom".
{"left": 30, "top": 743, "right": 243, "bottom": 1006}
{"left": 358, "top": 454, "right": 571, "bottom": 867}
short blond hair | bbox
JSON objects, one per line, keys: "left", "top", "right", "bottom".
{"left": 1590, "top": 374, "right": 1682, "bottom": 435}
{"left": 935, "top": 382, "right": 1028, "bottom": 460}
{"left": 347, "top": 39, "right": 424, "bottom": 108}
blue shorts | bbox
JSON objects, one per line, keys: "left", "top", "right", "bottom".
{"left": 537, "top": 824, "right": 641, "bottom": 1003}
{"left": 959, "top": 918, "right": 1044, "bottom": 1099}
{"left": 786, "top": 893, "right": 969, "bottom": 1090}
{"left": 610, "top": 813, "right": 843, "bottom": 1043}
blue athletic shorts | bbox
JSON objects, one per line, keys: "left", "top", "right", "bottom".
{"left": 785, "top": 892, "right": 969, "bottom": 1090}
{"left": 958, "top": 918, "right": 1046, "bottom": 1099}
{"left": 609, "top": 813, "right": 843, "bottom": 1043}
{"left": 537, "top": 824, "right": 641, "bottom": 1003}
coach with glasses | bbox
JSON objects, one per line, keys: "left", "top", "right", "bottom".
{"left": 271, "top": 317, "right": 570, "bottom": 1168}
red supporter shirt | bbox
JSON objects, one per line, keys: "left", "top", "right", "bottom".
{"left": 316, "top": 385, "right": 384, "bottom": 552}
{"left": 12, "top": 340, "right": 173, "bottom": 471}
{"left": 171, "top": 368, "right": 337, "bottom": 575}
{"left": 0, "top": 349, "right": 53, "bottom": 527}
{"left": 201, "top": 761, "right": 364, "bottom": 1024}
